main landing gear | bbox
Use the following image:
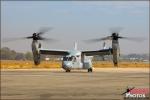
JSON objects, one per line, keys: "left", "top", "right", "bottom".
{"left": 65, "top": 68, "right": 93, "bottom": 72}
{"left": 88, "top": 68, "right": 93, "bottom": 72}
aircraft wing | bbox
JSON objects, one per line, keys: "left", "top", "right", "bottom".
{"left": 40, "top": 49, "right": 69, "bottom": 56}
{"left": 82, "top": 48, "right": 113, "bottom": 56}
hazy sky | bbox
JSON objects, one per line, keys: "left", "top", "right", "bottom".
{"left": 1, "top": 1, "right": 149, "bottom": 54}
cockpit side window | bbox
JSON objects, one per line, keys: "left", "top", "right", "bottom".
{"left": 72, "top": 56, "right": 76, "bottom": 62}
{"left": 76, "top": 55, "right": 80, "bottom": 57}
{"left": 63, "top": 57, "right": 68, "bottom": 61}
{"left": 68, "top": 57, "right": 73, "bottom": 61}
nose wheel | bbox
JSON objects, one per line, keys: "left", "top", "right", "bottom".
{"left": 88, "top": 68, "right": 93, "bottom": 72}
{"left": 66, "top": 69, "right": 71, "bottom": 72}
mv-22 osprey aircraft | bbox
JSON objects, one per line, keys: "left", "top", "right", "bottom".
{"left": 9, "top": 28, "right": 142, "bottom": 72}
{"left": 23, "top": 28, "right": 125, "bottom": 72}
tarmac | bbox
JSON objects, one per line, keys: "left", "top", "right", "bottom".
{"left": 1, "top": 68, "right": 149, "bottom": 100}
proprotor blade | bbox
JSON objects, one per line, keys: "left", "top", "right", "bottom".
{"left": 26, "top": 36, "right": 33, "bottom": 39}
{"left": 2, "top": 37, "right": 28, "bottom": 43}
{"left": 118, "top": 37, "right": 146, "bottom": 42}
{"left": 37, "top": 27, "right": 53, "bottom": 35}
{"left": 84, "top": 36, "right": 112, "bottom": 43}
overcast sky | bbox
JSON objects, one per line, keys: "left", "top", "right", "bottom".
{"left": 1, "top": 1, "right": 149, "bottom": 54}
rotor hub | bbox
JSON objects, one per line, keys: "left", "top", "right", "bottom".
{"left": 112, "top": 33, "right": 119, "bottom": 40}
{"left": 32, "top": 33, "right": 40, "bottom": 40}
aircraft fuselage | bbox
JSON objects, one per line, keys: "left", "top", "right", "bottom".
{"left": 62, "top": 50, "right": 93, "bottom": 72}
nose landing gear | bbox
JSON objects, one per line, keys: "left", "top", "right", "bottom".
{"left": 88, "top": 68, "right": 93, "bottom": 72}
{"left": 66, "top": 69, "right": 71, "bottom": 72}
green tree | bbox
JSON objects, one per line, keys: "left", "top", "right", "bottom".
{"left": 0, "top": 47, "right": 16, "bottom": 60}
{"left": 25, "top": 52, "right": 33, "bottom": 60}
{"left": 15, "top": 53, "right": 25, "bottom": 60}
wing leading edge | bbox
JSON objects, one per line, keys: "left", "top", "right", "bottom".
{"left": 40, "top": 49, "right": 69, "bottom": 56}
{"left": 82, "top": 48, "right": 113, "bottom": 56}
{"left": 40, "top": 48, "right": 113, "bottom": 56}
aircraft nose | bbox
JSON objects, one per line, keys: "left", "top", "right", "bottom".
{"left": 63, "top": 61, "right": 72, "bottom": 68}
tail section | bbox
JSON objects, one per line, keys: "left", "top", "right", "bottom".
{"left": 74, "top": 42, "right": 77, "bottom": 50}
{"left": 103, "top": 42, "right": 107, "bottom": 49}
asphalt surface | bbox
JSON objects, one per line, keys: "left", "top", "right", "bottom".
{"left": 1, "top": 68, "right": 149, "bottom": 100}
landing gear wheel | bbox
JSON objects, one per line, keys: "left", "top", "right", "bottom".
{"left": 66, "top": 69, "right": 71, "bottom": 72}
{"left": 88, "top": 68, "right": 93, "bottom": 72}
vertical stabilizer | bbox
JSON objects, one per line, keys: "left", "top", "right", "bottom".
{"left": 74, "top": 42, "right": 77, "bottom": 50}
{"left": 103, "top": 42, "right": 107, "bottom": 49}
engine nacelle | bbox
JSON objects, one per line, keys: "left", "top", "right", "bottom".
{"left": 32, "top": 40, "right": 41, "bottom": 65}
{"left": 112, "top": 40, "right": 119, "bottom": 66}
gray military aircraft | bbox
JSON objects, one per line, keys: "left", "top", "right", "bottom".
{"left": 24, "top": 28, "right": 123, "bottom": 72}
{"left": 5, "top": 28, "right": 143, "bottom": 72}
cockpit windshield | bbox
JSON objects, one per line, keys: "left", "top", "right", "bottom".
{"left": 63, "top": 57, "right": 73, "bottom": 61}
